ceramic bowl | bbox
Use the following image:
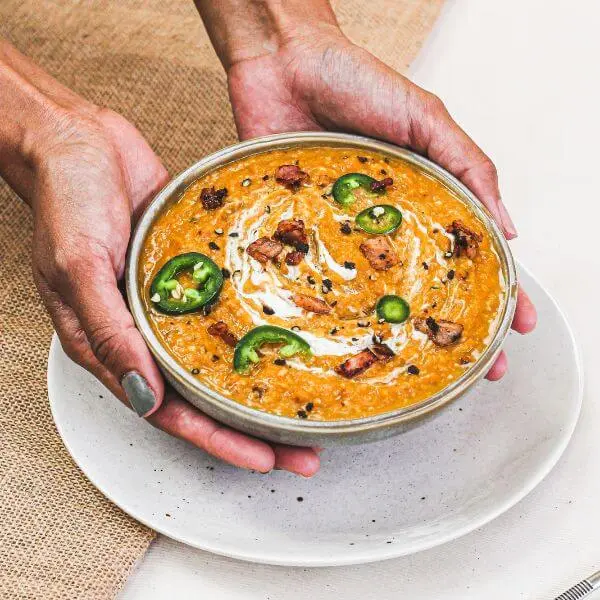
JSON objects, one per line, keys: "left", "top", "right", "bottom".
{"left": 126, "top": 132, "right": 517, "bottom": 446}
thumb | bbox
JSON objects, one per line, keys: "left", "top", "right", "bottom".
{"left": 63, "top": 251, "right": 164, "bottom": 417}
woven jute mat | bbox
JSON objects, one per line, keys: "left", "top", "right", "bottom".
{"left": 0, "top": 1, "right": 443, "bottom": 598}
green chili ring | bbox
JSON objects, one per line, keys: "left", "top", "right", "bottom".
{"left": 331, "top": 173, "right": 380, "bottom": 207}
{"left": 355, "top": 204, "right": 403, "bottom": 234}
{"left": 376, "top": 295, "right": 410, "bottom": 324}
{"left": 233, "top": 325, "right": 312, "bottom": 374}
{"left": 150, "top": 252, "right": 223, "bottom": 315}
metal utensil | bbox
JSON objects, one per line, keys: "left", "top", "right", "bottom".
{"left": 555, "top": 571, "right": 600, "bottom": 599}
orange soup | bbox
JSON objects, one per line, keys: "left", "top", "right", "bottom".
{"left": 140, "top": 147, "right": 504, "bottom": 421}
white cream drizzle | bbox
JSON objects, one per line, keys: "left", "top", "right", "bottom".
{"left": 223, "top": 195, "right": 506, "bottom": 384}
{"left": 313, "top": 227, "right": 356, "bottom": 281}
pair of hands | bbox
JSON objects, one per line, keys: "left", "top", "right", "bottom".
{"left": 20, "top": 28, "right": 536, "bottom": 477}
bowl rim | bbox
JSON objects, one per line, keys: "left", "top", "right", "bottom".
{"left": 125, "top": 132, "right": 518, "bottom": 437}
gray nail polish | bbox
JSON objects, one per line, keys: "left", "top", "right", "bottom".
{"left": 122, "top": 371, "right": 157, "bottom": 417}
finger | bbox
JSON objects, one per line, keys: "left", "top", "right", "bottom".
{"left": 148, "top": 391, "right": 276, "bottom": 473}
{"left": 57, "top": 254, "right": 165, "bottom": 418}
{"left": 512, "top": 285, "right": 537, "bottom": 333}
{"left": 485, "top": 350, "right": 507, "bottom": 381}
{"left": 273, "top": 444, "right": 321, "bottom": 477}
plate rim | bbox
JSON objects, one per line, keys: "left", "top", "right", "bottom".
{"left": 48, "top": 263, "right": 584, "bottom": 567}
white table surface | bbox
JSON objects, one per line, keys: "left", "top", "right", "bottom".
{"left": 120, "top": 0, "right": 600, "bottom": 598}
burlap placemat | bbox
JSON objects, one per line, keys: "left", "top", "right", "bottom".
{"left": 0, "top": 1, "right": 443, "bottom": 598}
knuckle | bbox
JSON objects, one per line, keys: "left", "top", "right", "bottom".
{"left": 46, "top": 239, "right": 111, "bottom": 287}
{"left": 59, "top": 329, "right": 93, "bottom": 369}
{"left": 89, "top": 323, "right": 128, "bottom": 370}
{"left": 425, "top": 92, "right": 447, "bottom": 115}
{"left": 478, "top": 157, "right": 498, "bottom": 182}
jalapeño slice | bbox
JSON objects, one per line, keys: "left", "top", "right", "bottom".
{"left": 355, "top": 204, "right": 402, "bottom": 234}
{"left": 150, "top": 252, "right": 223, "bottom": 315}
{"left": 233, "top": 325, "right": 312, "bottom": 374}
{"left": 376, "top": 295, "right": 410, "bottom": 324}
{"left": 331, "top": 173, "right": 379, "bottom": 207}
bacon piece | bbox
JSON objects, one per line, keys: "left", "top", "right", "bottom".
{"left": 273, "top": 219, "right": 308, "bottom": 251}
{"left": 285, "top": 251, "right": 304, "bottom": 266}
{"left": 359, "top": 236, "right": 400, "bottom": 271}
{"left": 446, "top": 220, "right": 482, "bottom": 260}
{"left": 246, "top": 236, "right": 283, "bottom": 263}
{"left": 292, "top": 293, "right": 332, "bottom": 315}
{"left": 200, "top": 186, "right": 228, "bottom": 210}
{"left": 414, "top": 316, "right": 463, "bottom": 347}
{"left": 370, "top": 343, "right": 395, "bottom": 362}
{"left": 275, "top": 164, "right": 310, "bottom": 191}
{"left": 335, "top": 343, "right": 395, "bottom": 378}
{"left": 370, "top": 177, "right": 393, "bottom": 192}
{"left": 207, "top": 321, "right": 238, "bottom": 347}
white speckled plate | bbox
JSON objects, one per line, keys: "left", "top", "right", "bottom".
{"left": 48, "top": 265, "right": 582, "bottom": 566}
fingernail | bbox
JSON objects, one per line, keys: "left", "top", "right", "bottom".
{"left": 498, "top": 201, "right": 518, "bottom": 239}
{"left": 121, "top": 371, "right": 157, "bottom": 417}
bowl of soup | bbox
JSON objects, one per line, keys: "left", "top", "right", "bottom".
{"left": 126, "top": 132, "right": 517, "bottom": 446}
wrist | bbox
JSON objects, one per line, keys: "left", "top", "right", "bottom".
{"left": 0, "top": 40, "right": 100, "bottom": 202}
{"left": 195, "top": 0, "right": 343, "bottom": 72}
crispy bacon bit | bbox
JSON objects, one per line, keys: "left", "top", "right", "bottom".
{"left": 200, "top": 186, "right": 228, "bottom": 210}
{"left": 370, "top": 343, "right": 395, "bottom": 362}
{"left": 207, "top": 321, "right": 238, "bottom": 348}
{"left": 246, "top": 236, "right": 283, "bottom": 263}
{"left": 370, "top": 177, "right": 393, "bottom": 192}
{"left": 273, "top": 219, "right": 308, "bottom": 250}
{"left": 335, "top": 343, "right": 395, "bottom": 379}
{"left": 335, "top": 349, "right": 377, "bottom": 378}
{"left": 275, "top": 165, "right": 310, "bottom": 191}
{"left": 446, "top": 220, "right": 482, "bottom": 260}
{"left": 292, "top": 293, "right": 332, "bottom": 315}
{"left": 414, "top": 316, "right": 464, "bottom": 347}
{"left": 359, "top": 236, "right": 400, "bottom": 271}
{"left": 285, "top": 251, "right": 304, "bottom": 266}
